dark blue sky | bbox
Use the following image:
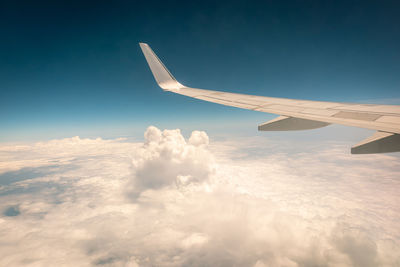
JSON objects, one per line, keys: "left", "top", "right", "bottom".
{"left": 1, "top": 0, "right": 400, "bottom": 141}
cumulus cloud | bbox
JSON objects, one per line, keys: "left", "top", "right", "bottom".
{"left": 130, "top": 126, "right": 214, "bottom": 197}
{"left": 0, "top": 126, "right": 399, "bottom": 266}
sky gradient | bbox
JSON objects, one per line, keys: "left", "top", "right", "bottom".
{"left": 1, "top": 0, "right": 400, "bottom": 141}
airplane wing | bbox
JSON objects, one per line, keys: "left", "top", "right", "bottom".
{"left": 139, "top": 43, "right": 400, "bottom": 154}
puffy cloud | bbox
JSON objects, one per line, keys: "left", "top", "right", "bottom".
{"left": 129, "top": 127, "right": 214, "bottom": 197}
{"left": 188, "top": 130, "right": 209, "bottom": 146}
{"left": 0, "top": 126, "right": 399, "bottom": 266}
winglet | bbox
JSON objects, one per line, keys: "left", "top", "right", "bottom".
{"left": 139, "top": 43, "right": 184, "bottom": 91}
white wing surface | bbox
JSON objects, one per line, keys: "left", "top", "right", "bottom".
{"left": 139, "top": 43, "right": 400, "bottom": 154}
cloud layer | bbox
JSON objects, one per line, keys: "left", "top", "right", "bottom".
{"left": 0, "top": 127, "right": 399, "bottom": 266}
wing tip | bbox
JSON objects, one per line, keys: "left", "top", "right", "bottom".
{"left": 139, "top": 42, "right": 184, "bottom": 91}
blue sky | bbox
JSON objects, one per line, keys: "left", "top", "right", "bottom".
{"left": 1, "top": 0, "right": 400, "bottom": 141}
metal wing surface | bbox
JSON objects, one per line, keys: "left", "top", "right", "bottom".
{"left": 139, "top": 43, "right": 400, "bottom": 154}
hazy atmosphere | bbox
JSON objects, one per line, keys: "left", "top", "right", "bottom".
{"left": 1, "top": 1, "right": 400, "bottom": 266}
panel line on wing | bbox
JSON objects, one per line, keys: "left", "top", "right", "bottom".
{"left": 198, "top": 95, "right": 260, "bottom": 107}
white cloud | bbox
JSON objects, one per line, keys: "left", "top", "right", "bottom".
{"left": 129, "top": 127, "right": 214, "bottom": 198}
{"left": 0, "top": 126, "right": 399, "bottom": 266}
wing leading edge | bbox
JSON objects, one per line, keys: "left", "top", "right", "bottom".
{"left": 139, "top": 43, "right": 400, "bottom": 154}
